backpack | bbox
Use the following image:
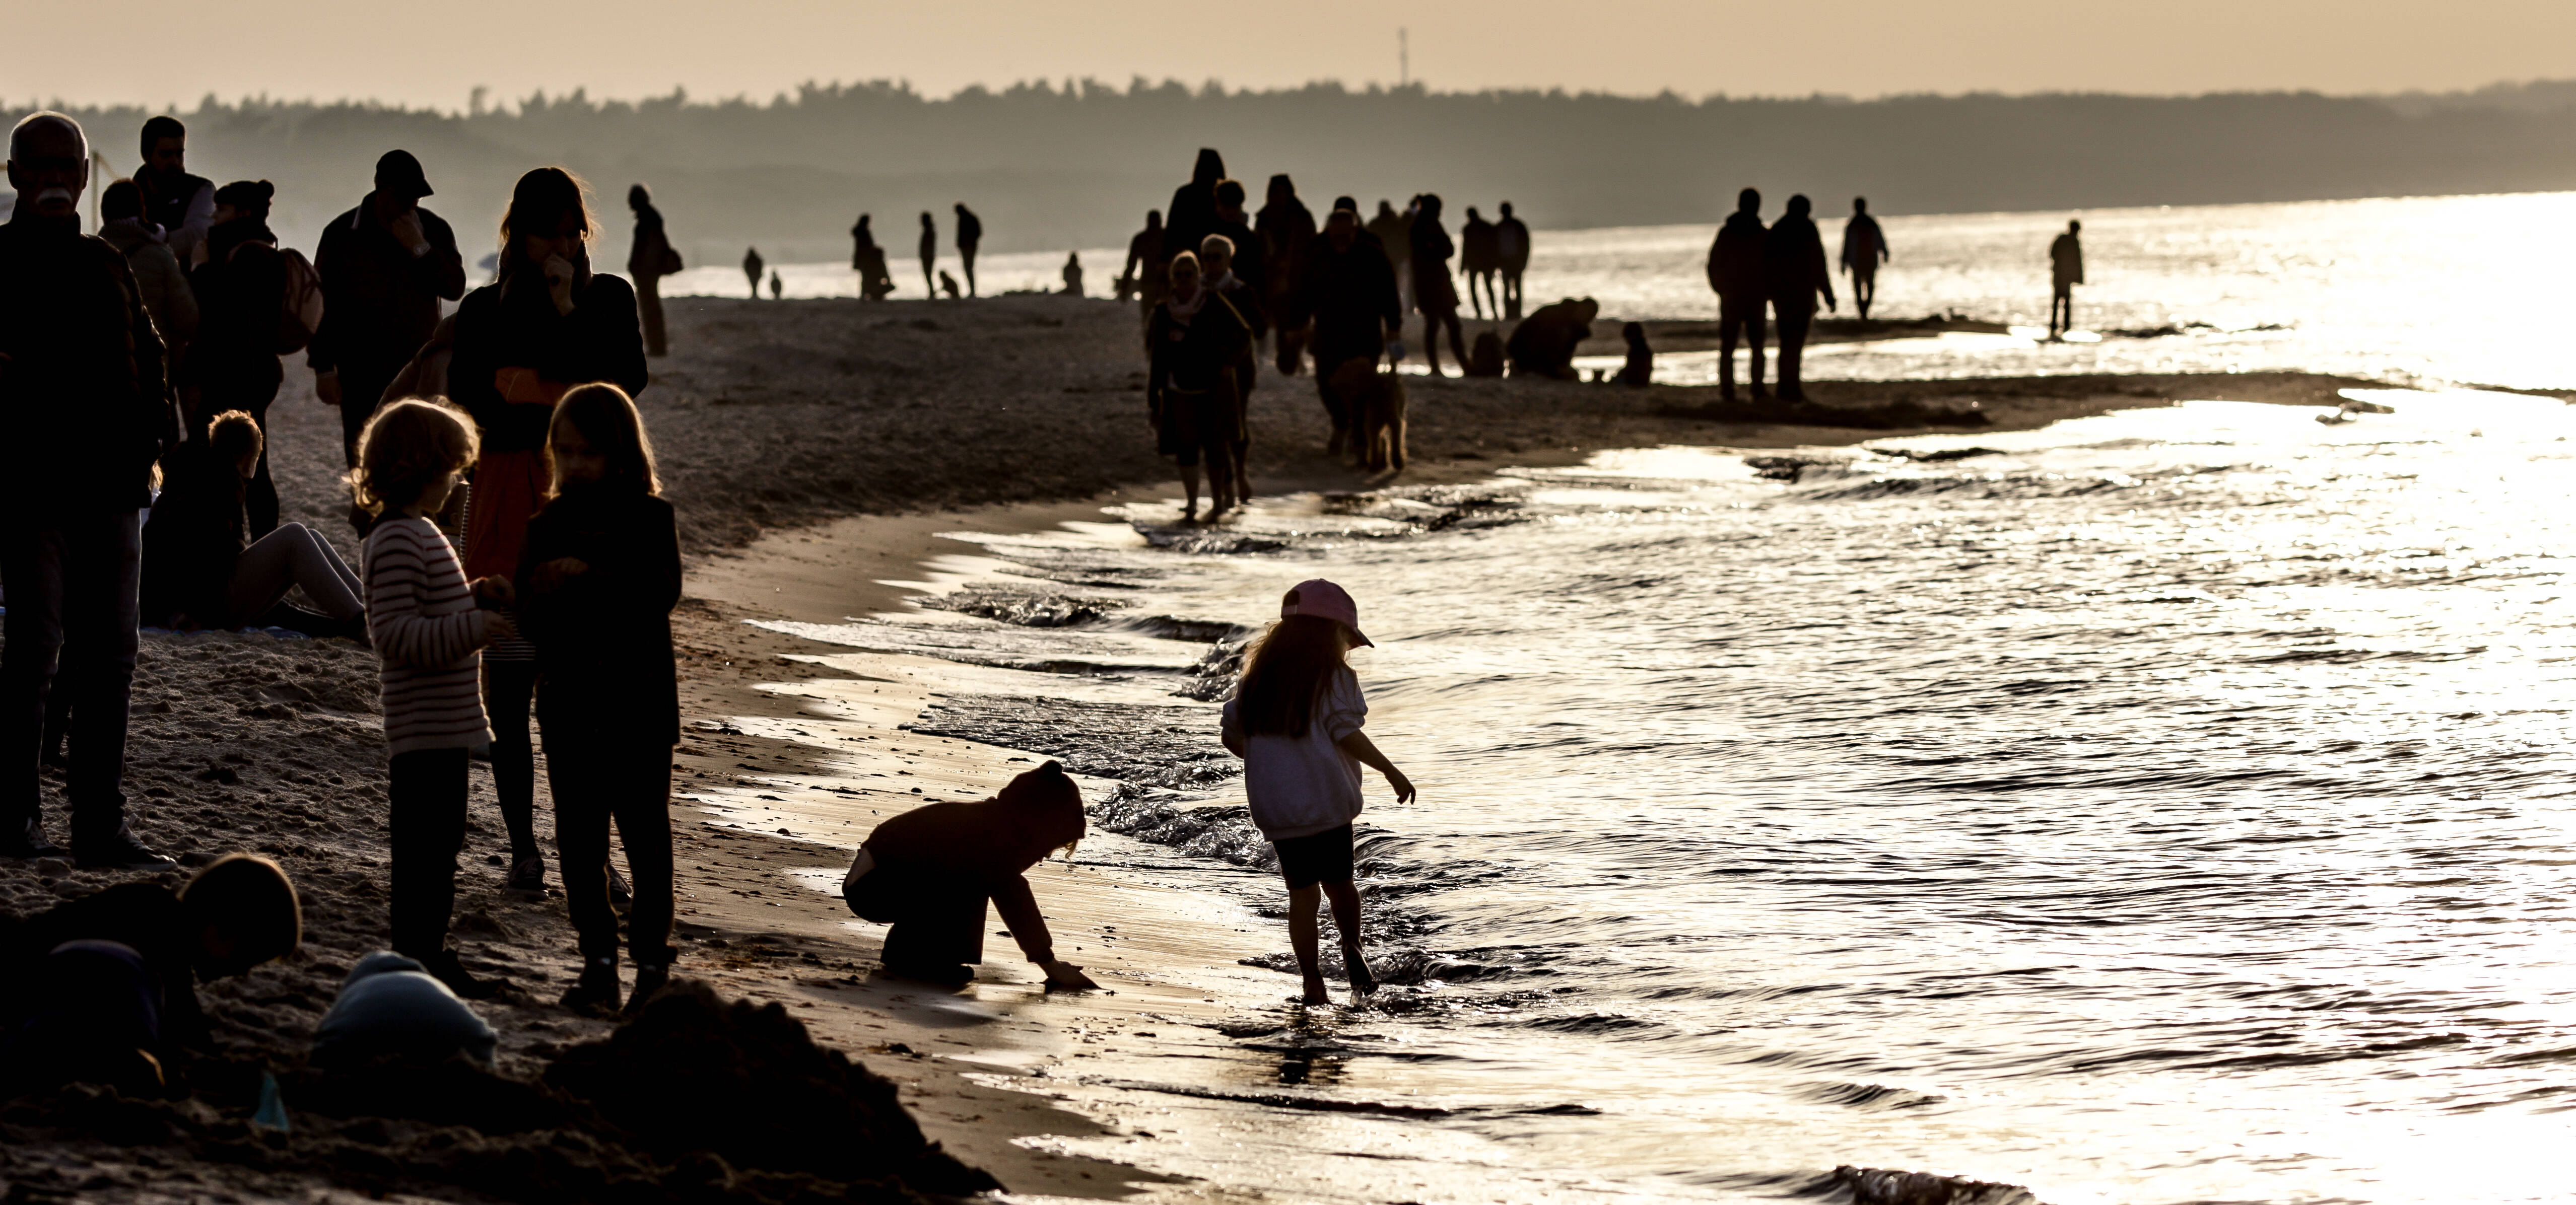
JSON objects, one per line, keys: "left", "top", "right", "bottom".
{"left": 274, "top": 247, "right": 323, "bottom": 354}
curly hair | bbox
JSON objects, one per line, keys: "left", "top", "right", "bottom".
{"left": 350, "top": 398, "right": 478, "bottom": 516}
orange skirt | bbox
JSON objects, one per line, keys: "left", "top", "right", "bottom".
{"left": 462, "top": 449, "right": 551, "bottom": 582}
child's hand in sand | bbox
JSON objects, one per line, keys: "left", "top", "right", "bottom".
{"left": 529, "top": 557, "right": 590, "bottom": 593}
{"left": 471, "top": 576, "right": 515, "bottom": 608}
{"left": 1041, "top": 959, "right": 1100, "bottom": 991}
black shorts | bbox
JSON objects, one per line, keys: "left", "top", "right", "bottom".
{"left": 1272, "top": 823, "right": 1355, "bottom": 890}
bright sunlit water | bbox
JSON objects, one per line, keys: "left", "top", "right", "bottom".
{"left": 673, "top": 192, "right": 2576, "bottom": 392}
{"left": 772, "top": 392, "right": 2576, "bottom": 1202}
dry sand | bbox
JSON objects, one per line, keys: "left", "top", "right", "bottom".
{"left": 1, "top": 294, "right": 2407, "bottom": 1203}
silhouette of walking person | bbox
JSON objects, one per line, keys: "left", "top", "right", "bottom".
{"left": 2049, "top": 220, "right": 2084, "bottom": 337}
{"left": 953, "top": 203, "right": 982, "bottom": 297}
{"left": 1705, "top": 188, "right": 1770, "bottom": 402}
{"left": 1460, "top": 206, "right": 1500, "bottom": 321}
{"left": 741, "top": 246, "right": 763, "bottom": 299}
{"left": 1408, "top": 194, "right": 1468, "bottom": 376}
{"left": 917, "top": 212, "right": 936, "bottom": 297}
{"left": 1162, "top": 150, "right": 1226, "bottom": 286}
{"left": 1496, "top": 201, "right": 1531, "bottom": 319}
{"left": 768, "top": 269, "right": 782, "bottom": 300}
{"left": 1122, "top": 209, "right": 1165, "bottom": 318}
{"left": 1841, "top": 197, "right": 1888, "bottom": 321}
{"left": 1368, "top": 200, "right": 1410, "bottom": 312}
{"left": 1764, "top": 194, "right": 1836, "bottom": 403}
{"left": 1256, "top": 175, "right": 1316, "bottom": 375}
{"left": 627, "top": 184, "right": 677, "bottom": 355}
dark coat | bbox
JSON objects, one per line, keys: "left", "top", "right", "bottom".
{"left": 1460, "top": 214, "right": 1501, "bottom": 273}
{"left": 0, "top": 213, "right": 179, "bottom": 512}
{"left": 139, "top": 441, "right": 246, "bottom": 627}
{"left": 1297, "top": 231, "right": 1403, "bottom": 367}
{"left": 516, "top": 487, "right": 681, "bottom": 745}
{"left": 186, "top": 220, "right": 288, "bottom": 392}
{"left": 308, "top": 196, "right": 466, "bottom": 376}
{"left": 1764, "top": 214, "right": 1834, "bottom": 314}
{"left": 447, "top": 271, "right": 648, "bottom": 454}
{"left": 1707, "top": 211, "right": 1768, "bottom": 304}
{"left": 1255, "top": 195, "right": 1316, "bottom": 320}
{"left": 954, "top": 207, "right": 983, "bottom": 249}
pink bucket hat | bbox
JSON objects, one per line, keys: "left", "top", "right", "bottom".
{"left": 1281, "top": 579, "right": 1372, "bottom": 647}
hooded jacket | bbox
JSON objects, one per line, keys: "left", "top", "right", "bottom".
{"left": 0, "top": 211, "right": 180, "bottom": 512}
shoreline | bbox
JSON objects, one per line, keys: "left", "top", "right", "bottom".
{"left": 0, "top": 292, "right": 2444, "bottom": 1203}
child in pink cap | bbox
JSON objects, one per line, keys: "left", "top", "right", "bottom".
{"left": 1221, "top": 579, "right": 1416, "bottom": 1004}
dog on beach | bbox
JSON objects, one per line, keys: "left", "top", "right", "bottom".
{"left": 1330, "top": 358, "right": 1408, "bottom": 473}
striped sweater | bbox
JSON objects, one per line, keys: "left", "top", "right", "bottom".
{"left": 363, "top": 517, "right": 495, "bottom": 755}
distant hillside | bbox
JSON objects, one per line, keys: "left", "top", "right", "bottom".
{"left": 15, "top": 79, "right": 2576, "bottom": 264}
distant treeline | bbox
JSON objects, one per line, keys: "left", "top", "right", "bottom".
{"left": 15, "top": 79, "right": 2576, "bottom": 264}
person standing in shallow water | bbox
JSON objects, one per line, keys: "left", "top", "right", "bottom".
{"left": 446, "top": 165, "right": 648, "bottom": 896}
{"left": 1706, "top": 188, "right": 1769, "bottom": 402}
{"left": 740, "top": 246, "right": 762, "bottom": 299}
{"left": 1764, "top": 193, "right": 1836, "bottom": 403}
{"left": 1841, "top": 197, "right": 1888, "bottom": 321}
{"left": 1222, "top": 580, "right": 1415, "bottom": 1005}
{"left": 2050, "top": 220, "right": 2085, "bottom": 336}
{"left": 917, "top": 212, "right": 936, "bottom": 297}
{"left": 952, "top": 203, "right": 982, "bottom": 298}
{"left": 626, "top": 183, "right": 676, "bottom": 356}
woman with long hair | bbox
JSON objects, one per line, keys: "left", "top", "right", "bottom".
{"left": 447, "top": 166, "right": 647, "bottom": 894}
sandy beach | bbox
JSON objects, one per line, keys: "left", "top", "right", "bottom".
{"left": 0, "top": 294, "right": 2408, "bottom": 1203}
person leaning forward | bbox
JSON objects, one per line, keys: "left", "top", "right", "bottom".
{"left": 310, "top": 150, "right": 466, "bottom": 467}
{"left": 0, "top": 112, "right": 184, "bottom": 866}
{"left": 840, "top": 761, "right": 1099, "bottom": 990}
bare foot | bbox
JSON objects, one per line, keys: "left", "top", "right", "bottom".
{"left": 1300, "top": 974, "right": 1330, "bottom": 1005}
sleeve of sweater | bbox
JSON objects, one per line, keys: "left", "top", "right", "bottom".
{"left": 366, "top": 526, "right": 490, "bottom": 667}
{"left": 421, "top": 212, "right": 467, "bottom": 302}
{"left": 988, "top": 874, "right": 1056, "bottom": 964}
{"left": 1323, "top": 669, "right": 1369, "bottom": 743}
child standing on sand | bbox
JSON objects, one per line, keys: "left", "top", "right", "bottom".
{"left": 514, "top": 383, "right": 683, "bottom": 1014}
{"left": 1221, "top": 580, "right": 1415, "bottom": 1004}
{"left": 356, "top": 399, "right": 513, "bottom": 1000}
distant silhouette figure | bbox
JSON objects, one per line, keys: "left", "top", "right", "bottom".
{"left": 1616, "top": 322, "right": 1653, "bottom": 386}
{"left": 953, "top": 203, "right": 983, "bottom": 297}
{"left": 917, "top": 212, "right": 936, "bottom": 297}
{"left": 1256, "top": 174, "right": 1316, "bottom": 376}
{"left": 1367, "top": 200, "right": 1410, "bottom": 309}
{"left": 1162, "top": 149, "right": 1226, "bottom": 283}
{"left": 1764, "top": 194, "right": 1837, "bottom": 403}
{"left": 627, "top": 184, "right": 677, "bottom": 356}
{"left": 1207, "top": 179, "right": 1267, "bottom": 317}
{"left": 1408, "top": 194, "right": 1469, "bottom": 376}
{"left": 2050, "top": 220, "right": 2084, "bottom": 336}
{"left": 1506, "top": 298, "right": 1599, "bottom": 379}
{"left": 1062, "top": 252, "right": 1084, "bottom": 297}
{"left": 1463, "top": 329, "right": 1505, "bottom": 377}
{"left": 1122, "top": 209, "right": 1165, "bottom": 317}
{"left": 1496, "top": 202, "right": 1531, "bottom": 319}
{"left": 1460, "top": 206, "right": 1501, "bottom": 320}
{"left": 1841, "top": 197, "right": 1888, "bottom": 321}
{"left": 768, "top": 269, "right": 782, "bottom": 300}
{"left": 741, "top": 246, "right": 764, "bottom": 299}
{"left": 939, "top": 269, "right": 962, "bottom": 299}
{"left": 851, "top": 213, "right": 895, "bottom": 300}
{"left": 1706, "top": 188, "right": 1770, "bottom": 401}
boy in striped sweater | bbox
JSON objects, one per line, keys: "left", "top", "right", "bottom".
{"left": 355, "top": 399, "right": 515, "bottom": 999}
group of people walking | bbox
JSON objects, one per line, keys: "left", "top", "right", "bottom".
{"left": 2, "top": 110, "right": 683, "bottom": 1017}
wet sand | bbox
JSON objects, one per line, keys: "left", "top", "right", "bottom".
{"left": 1, "top": 294, "right": 2408, "bottom": 1202}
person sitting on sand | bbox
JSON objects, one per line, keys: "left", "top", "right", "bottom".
{"left": 357, "top": 398, "right": 518, "bottom": 999}
{"left": 1146, "top": 251, "right": 1254, "bottom": 521}
{"left": 312, "top": 950, "right": 499, "bottom": 1068}
{"left": 1506, "top": 296, "right": 1599, "bottom": 379}
{"left": 939, "top": 269, "right": 962, "bottom": 299}
{"left": 515, "top": 384, "right": 683, "bottom": 1016}
{"left": 838, "top": 760, "right": 1101, "bottom": 990}
{"left": 1221, "top": 580, "right": 1414, "bottom": 1005}
{"left": 141, "top": 409, "right": 366, "bottom": 637}
{"left": 0, "top": 853, "right": 301, "bottom": 1092}
{"left": 1615, "top": 321, "right": 1653, "bottom": 387}
{"left": 1061, "top": 251, "right": 1083, "bottom": 297}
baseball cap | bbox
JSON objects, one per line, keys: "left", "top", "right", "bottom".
{"left": 375, "top": 149, "right": 433, "bottom": 198}
{"left": 1281, "top": 579, "right": 1371, "bottom": 647}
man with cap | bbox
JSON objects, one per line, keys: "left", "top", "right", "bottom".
{"left": 0, "top": 112, "right": 184, "bottom": 865}
{"left": 308, "top": 150, "right": 466, "bottom": 468}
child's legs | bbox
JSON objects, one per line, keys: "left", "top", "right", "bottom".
{"left": 227, "top": 523, "right": 363, "bottom": 624}
{"left": 387, "top": 748, "right": 468, "bottom": 958}
{"left": 545, "top": 730, "right": 621, "bottom": 962}
{"left": 609, "top": 751, "right": 676, "bottom": 967}
{"left": 1321, "top": 878, "right": 1364, "bottom": 946}
{"left": 482, "top": 660, "right": 540, "bottom": 861}
{"left": 1286, "top": 883, "right": 1325, "bottom": 976}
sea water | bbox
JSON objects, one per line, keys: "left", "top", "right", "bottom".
{"left": 762, "top": 390, "right": 2576, "bottom": 1202}
{"left": 671, "top": 191, "right": 2576, "bottom": 392}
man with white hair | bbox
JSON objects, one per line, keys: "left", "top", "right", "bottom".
{"left": 0, "top": 112, "right": 182, "bottom": 866}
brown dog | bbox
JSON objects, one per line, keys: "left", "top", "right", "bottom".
{"left": 1330, "top": 358, "right": 1408, "bottom": 473}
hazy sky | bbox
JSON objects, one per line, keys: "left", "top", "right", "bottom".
{"left": 15, "top": 0, "right": 2574, "bottom": 110}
